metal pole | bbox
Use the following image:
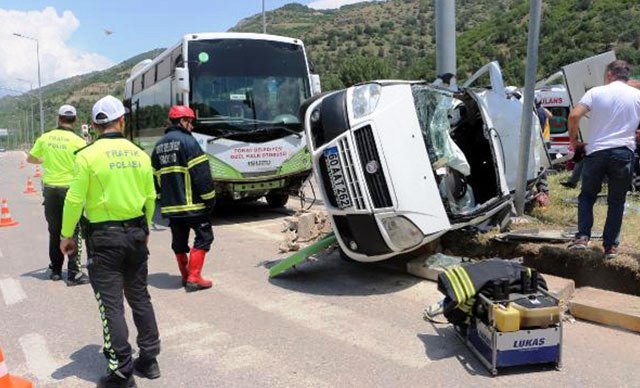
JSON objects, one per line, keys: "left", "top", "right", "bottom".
{"left": 515, "top": 0, "right": 543, "bottom": 215}
{"left": 36, "top": 39, "right": 44, "bottom": 136}
{"left": 262, "top": 0, "right": 266, "bottom": 34}
{"left": 435, "top": 0, "right": 457, "bottom": 77}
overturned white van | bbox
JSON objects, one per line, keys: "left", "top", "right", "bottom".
{"left": 302, "top": 62, "right": 550, "bottom": 262}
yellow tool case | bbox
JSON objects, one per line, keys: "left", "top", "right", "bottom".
{"left": 511, "top": 294, "right": 560, "bottom": 328}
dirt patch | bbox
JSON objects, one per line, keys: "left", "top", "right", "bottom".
{"left": 440, "top": 231, "right": 640, "bottom": 296}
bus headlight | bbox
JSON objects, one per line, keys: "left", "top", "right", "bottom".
{"left": 351, "top": 83, "right": 381, "bottom": 119}
{"left": 381, "top": 216, "right": 423, "bottom": 251}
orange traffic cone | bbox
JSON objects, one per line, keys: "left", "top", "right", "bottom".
{"left": 23, "top": 178, "right": 37, "bottom": 195}
{"left": 0, "top": 345, "right": 33, "bottom": 388}
{"left": 33, "top": 166, "right": 41, "bottom": 178}
{"left": 0, "top": 199, "right": 19, "bottom": 228}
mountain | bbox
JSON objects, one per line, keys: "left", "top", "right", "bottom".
{"left": 2, "top": 0, "right": 640, "bottom": 136}
{"left": 0, "top": 48, "right": 164, "bottom": 134}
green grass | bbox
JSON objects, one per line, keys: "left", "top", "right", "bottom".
{"left": 528, "top": 171, "right": 640, "bottom": 253}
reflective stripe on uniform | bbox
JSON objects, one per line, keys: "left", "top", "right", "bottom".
{"left": 187, "top": 154, "right": 208, "bottom": 169}
{"left": 201, "top": 190, "right": 216, "bottom": 200}
{"left": 185, "top": 172, "right": 192, "bottom": 205}
{"left": 452, "top": 267, "right": 472, "bottom": 300}
{"left": 154, "top": 166, "right": 188, "bottom": 176}
{"left": 454, "top": 266, "right": 476, "bottom": 297}
{"left": 94, "top": 291, "right": 119, "bottom": 371}
{"left": 160, "top": 203, "right": 207, "bottom": 214}
{"left": 443, "top": 270, "right": 464, "bottom": 307}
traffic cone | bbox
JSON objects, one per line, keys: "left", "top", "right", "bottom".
{"left": 33, "top": 166, "right": 41, "bottom": 178}
{"left": 0, "top": 345, "right": 33, "bottom": 388}
{"left": 23, "top": 178, "right": 37, "bottom": 195}
{"left": 0, "top": 199, "right": 19, "bottom": 228}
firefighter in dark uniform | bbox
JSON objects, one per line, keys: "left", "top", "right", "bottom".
{"left": 60, "top": 96, "right": 160, "bottom": 387}
{"left": 151, "top": 105, "right": 216, "bottom": 292}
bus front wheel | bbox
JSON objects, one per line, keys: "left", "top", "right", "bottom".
{"left": 266, "top": 191, "right": 289, "bottom": 208}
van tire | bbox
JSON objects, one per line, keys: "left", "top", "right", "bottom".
{"left": 338, "top": 247, "right": 359, "bottom": 263}
{"left": 266, "top": 191, "right": 289, "bottom": 207}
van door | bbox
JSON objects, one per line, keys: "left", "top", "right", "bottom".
{"left": 464, "top": 61, "right": 550, "bottom": 192}
{"left": 561, "top": 51, "right": 616, "bottom": 142}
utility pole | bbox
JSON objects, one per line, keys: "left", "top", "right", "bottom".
{"left": 262, "top": 0, "right": 267, "bottom": 34}
{"left": 435, "top": 0, "right": 457, "bottom": 78}
{"left": 515, "top": 0, "right": 543, "bottom": 215}
{"left": 13, "top": 33, "right": 44, "bottom": 136}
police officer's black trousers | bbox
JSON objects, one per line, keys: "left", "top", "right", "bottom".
{"left": 43, "top": 186, "right": 81, "bottom": 277}
{"left": 86, "top": 222, "right": 160, "bottom": 377}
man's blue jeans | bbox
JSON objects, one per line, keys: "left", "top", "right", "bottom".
{"left": 578, "top": 146, "right": 635, "bottom": 248}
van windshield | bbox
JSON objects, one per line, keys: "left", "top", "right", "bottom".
{"left": 188, "top": 39, "right": 310, "bottom": 132}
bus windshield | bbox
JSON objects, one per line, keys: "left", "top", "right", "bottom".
{"left": 188, "top": 39, "right": 310, "bottom": 131}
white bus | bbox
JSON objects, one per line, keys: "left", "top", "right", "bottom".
{"left": 124, "top": 32, "right": 321, "bottom": 206}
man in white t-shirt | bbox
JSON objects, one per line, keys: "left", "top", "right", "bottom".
{"left": 568, "top": 60, "right": 640, "bottom": 258}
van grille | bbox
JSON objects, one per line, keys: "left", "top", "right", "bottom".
{"left": 353, "top": 126, "right": 392, "bottom": 208}
{"left": 318, "top": 139, "right": 366, "bottom": 210}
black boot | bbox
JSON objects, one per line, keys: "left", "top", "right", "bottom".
{"left": 133, "top": 358, "right": 161, "bottom": 379}
{"left": 97, "top": 373, "right": 136, "bottom": 388}
{"left": 67, "top": 272, "right": 90, "bottom": 286}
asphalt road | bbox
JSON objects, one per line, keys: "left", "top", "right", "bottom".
{"left": 1, "top": 150, "right": 639, "bottom": 387}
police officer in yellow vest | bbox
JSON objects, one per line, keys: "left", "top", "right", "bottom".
{"left": 28, "top": 104, "right": 90, "bottom": 285}
{"left": 60, "top": 96, "right": 161, "bottom": 388}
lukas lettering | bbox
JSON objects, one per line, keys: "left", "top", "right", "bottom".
{"left": 513, "top": 338, "right": 546, "bottom": 348}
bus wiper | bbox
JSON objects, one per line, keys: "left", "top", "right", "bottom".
{"left": 207, "top": 130, "right": 246, "bottom": 143}
{"left": 246, "top": 125, "right": 302, "bottom": 138}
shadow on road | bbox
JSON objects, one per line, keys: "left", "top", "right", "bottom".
{"left": 51, "top": 344, "right": 103, "bottom": 384}
{"left": 21, "top": 267, "right": 50, "bottom": 281}
{"left": 417, "top": 323, "right": 489, "bottom": 377}
{"left": 213, "top": 200, "right": 295, "bottom": 226}
{"left": 148, "top": 272, "right": 183, "bottom": 290}
{"left": 266, "top": 248, "right": 424, "bottom": 297}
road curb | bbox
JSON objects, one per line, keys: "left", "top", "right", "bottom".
{"left": 569, "top": 287, "right": 640, "bottom": 333}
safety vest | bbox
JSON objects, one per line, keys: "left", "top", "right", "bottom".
{"left": 60, "top": 132, "right": 156, "bottom": 238}
{"left": 29, "top": 128, "right": 86, "bottom": 186}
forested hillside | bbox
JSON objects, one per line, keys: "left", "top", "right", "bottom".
{"left": 2, "top": 0, "right": 640, "bottom": 133}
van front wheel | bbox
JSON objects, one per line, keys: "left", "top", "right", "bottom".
{"left": 266, "top": 191, "right": 289, "bottom": 208}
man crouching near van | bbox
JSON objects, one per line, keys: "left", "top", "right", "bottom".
{"left": 568, "top": 60, "right": 640, "bottom": 258}
{"left": 151, "top": 105, "right": 216, "bottom": 291}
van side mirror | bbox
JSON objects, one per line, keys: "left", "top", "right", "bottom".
{"left": 175, "top": 67, "right": 190, "bottom": 94}
{"left": 310, "top": 74, "right": 322, "bottom": 96}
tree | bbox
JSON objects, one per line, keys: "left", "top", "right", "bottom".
{"left": 338, "top": 55, "right": 393, "bottom": 87}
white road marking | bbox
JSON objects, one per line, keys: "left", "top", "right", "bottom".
{"left": 216, "top": 273, "right": 430, "bottom": 369}
{"left": 19, "top": 333, "right": 59, "bottom": 385}
{"left": 0, "top": 278, "right": 27, "bottom": 306}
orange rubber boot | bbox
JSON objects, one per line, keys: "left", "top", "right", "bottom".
{"left": 175, "top": 253, "right": 189, "bottom": 286}
{"left": 185, "top": 248, "right": 212, "bottom": 292}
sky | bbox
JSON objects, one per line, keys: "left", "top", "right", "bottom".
{"left": 0, "top": 0, "right": 383, "bottom": 95}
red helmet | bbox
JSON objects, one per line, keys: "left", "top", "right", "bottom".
{"left": 168, "top": 105, "right": 195, "bottom": 120}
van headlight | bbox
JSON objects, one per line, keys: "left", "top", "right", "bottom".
{"left": 351, "top": 83, "right": 381, "bottom": 119}
{"left": 380, "top": 216, "right": 423, "bottom": 250}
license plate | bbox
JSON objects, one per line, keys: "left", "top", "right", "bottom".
{"left": 324, "top": 147, "right": 352, "bottom": 209}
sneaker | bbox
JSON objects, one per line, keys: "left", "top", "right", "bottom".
{"left": 568, "top": 235, "right": 589, "bottom": 250}
{"left": 96, "top": 372, "right": 136, "bottom": 388}
{"left": 604, "top": 246, "right": 619, "bottom": 259}
{"left": 50, "top": 272, "right": 62, "bottom": 281}
{"left": 560, "top": 181, "right": 577, "bottom": 189}
{"left": 133, "top": 358, "right": 161, "bottom": 380}
{"left": 67, "top": 272, "right": 90, "bottom": 287}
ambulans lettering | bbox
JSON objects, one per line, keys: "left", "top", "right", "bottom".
{"left": 513, "top": 338, "right": 546, "bottom": 348}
